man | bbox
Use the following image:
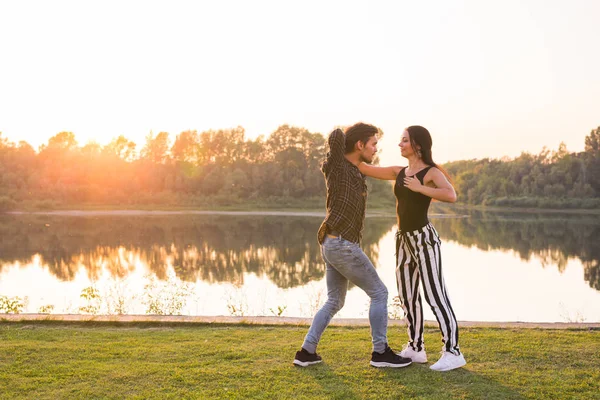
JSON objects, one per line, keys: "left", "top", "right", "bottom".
{"left": 293, "top": 122, "right": 412, "bottom": 368}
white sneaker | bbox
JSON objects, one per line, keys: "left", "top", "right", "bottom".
{"left": 398, "top": 345, "right": 427, "bottom": 363}
{"left": 430, "top": 352, "right": 466, "bottom": 371}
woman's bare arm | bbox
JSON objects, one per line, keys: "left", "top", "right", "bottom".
{"left": 403, "top": 168, "right": 457, "bottom": 203}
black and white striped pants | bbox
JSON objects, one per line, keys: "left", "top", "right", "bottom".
{"left": 395, "top": 223, "right": 461, "bottom": 355}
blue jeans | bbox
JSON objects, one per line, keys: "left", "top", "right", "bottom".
{"left": 302, "top": 236, "right": 389, "bottom": 353}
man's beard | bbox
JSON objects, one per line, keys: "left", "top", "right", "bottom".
{"left": 360, "top": 153, "right": 373, "bottom": 164}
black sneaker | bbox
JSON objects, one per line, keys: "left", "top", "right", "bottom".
{"left": 293, "top": 348, "right": 322, "bottom": 367}
{"left": 370, "top": 345, "right": 412, "bottom": 368}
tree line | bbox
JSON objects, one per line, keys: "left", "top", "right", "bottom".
{"left": 445, "top": 127, "right": 600, "bottom": 209}
{"left": 0, "top": 125, "right": 599, "bottom": 210}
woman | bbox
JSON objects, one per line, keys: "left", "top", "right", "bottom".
{"left": 359, "top": 125, "right": 466, "bottom": 372}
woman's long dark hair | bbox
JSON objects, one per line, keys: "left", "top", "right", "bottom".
{"left": 406, "top": 125, "right": 451, "bottom": 180}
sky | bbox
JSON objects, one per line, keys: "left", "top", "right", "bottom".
{"left": 1, "top": 0, "right": 599, "bottom": 165}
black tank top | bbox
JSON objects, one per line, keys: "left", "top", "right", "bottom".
{"left": 394, "top": 166, "right": 433, "bottom": 232}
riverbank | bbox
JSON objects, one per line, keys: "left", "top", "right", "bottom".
{"left": 3, "top": 209, "right": 460, "bottom": 219}
{"left": 3, "top": 313, "right": 599, "bottom": 329}
{"left": 446, "top": 203, "right": 600, "bottom": 215}
{"left": 1, "top": 319, "right": 598, "bottom": 399}
{"left": 4, "top": 202, "right": 600, "bottom": 216}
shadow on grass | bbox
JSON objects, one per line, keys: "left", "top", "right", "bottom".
{"left": 294, "top": 361, "right": 526, "bottom": 400}
{"left": 293, "top": 363, "right": 363, "bottom": 400}
{"left": 377, "top": 363, "right": 527, "bottom": 399}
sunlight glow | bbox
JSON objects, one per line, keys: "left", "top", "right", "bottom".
{"left": 1, "top": 0, "right": 599, "bottom": 166}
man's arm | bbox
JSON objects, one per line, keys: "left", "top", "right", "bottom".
{"left": 358, "top": 162, "right": 402, "bottom": 180}
{"left": 322, "top": 128, "right": 345, "bottom": 173}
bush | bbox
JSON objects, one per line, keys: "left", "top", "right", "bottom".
{"left": 581, "top": 198, "right": 600, "bottom": 209}
{"left": 0, "top": 295, "right": 25, "bottom": 313}
{"left": 33, "top": 199, "right": 58, "bottom": 210}
{"left": 477, "top": 196, "right": 600, "bottom": 209}
{"left": 0, "top": 196, "right": 17, "bottom": 211}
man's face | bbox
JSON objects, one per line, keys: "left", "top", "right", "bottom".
{"left": 360, "top": 136, "right": 378, "bottom": 163}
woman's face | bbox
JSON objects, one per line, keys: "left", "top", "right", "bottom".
{"left": 398, "top": 130, "right": 415, "bottom": 158}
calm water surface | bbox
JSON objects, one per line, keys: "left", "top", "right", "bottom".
{"left": 1, "top": 211, "right": 599, "bottom": 322}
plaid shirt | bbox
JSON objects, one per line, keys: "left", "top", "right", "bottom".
{"left": 317, "top": 129, "right": 368, "bottom": 244}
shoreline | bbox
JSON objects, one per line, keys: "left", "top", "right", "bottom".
{"left": 2, "top": 313, "right": 598, "bottom": 329}
{"left": 4, "top": 209, "right": 465, "bottom": 218}
{"left": 4, "top": 208, "right": 599, "bottom": 217}
{"left": 448, "top": 204, "right": 600, "bottom": 215}
{"left": 6, "top": 210, "right": 330, "bottom": 217}
{"left": 3, "top": 204, "right": 599, "bottom": 216}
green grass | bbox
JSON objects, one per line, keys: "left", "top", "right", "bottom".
{"left": 1, "top": 322, "right": 599, "bottom": 399}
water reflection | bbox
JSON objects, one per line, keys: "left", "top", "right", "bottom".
{"left": 433, "top": 211, "right": 600, "bottom": 291}
{"left": 1, "top": 212, "right": 599, "bottom": 292}
{"left": 0, "top": 215, "right": 395, "bottom": 288}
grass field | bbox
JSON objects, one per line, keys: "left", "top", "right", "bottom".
{"left": 1, "top": 321, "right": 599, "bottom": 399}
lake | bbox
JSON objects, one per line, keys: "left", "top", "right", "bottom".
{"left": 1, "top": 210, "right": 599, "bottom": 322}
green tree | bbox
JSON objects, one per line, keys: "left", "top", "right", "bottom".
{"left": 81, "top": 141, "right": 102, "bottom": 157}
{"left": 141, "top": 132, "right": 170, "bottom": 164}
{"left": 44, "top": 131, "right": 78, "bottom": 151}
{"left": 172, "top": 130, "right": 199, "bottom": 164}
{"left": 584, "top": 126, "right": 600, "bottom": 156}
{"left": 243, "top": 135, "right": 268, "bottom": 164}
{"left": 104, "top": 135, "right": 137, "bottom": 161}
{"left": 0, "top": 132, "right": 12, "bottom": 149}
{"left": 198, "top": 127, "right": 245, "bottom": 165}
